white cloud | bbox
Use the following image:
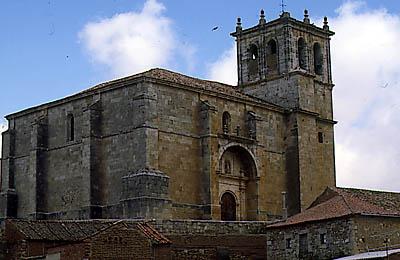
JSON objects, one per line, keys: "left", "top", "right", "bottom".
{"left": 330, "top": 1, "right": 400, "bottom": 192}
{"left": 79, "top": 0, "right": 194, "bottom": 77}
{"left": 207, "top": 43, "right": 237, "bottom": 85}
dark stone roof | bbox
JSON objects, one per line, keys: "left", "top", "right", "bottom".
{"left": 6, "top": 219, "right": 170, "bottom": 244}
{"left": 83, "top": 68, "right": 278, "bottom": 106}
{"left": 268, "top": 187, "right": 400, "bottom": 228}
{"left": 8, "top": 219, "right": 115, "bottom": 241}
{"left": 132, "top": 222, "right": 171, "bottom": 245}
{"left": 7, "top": 68, "right": 283, "bottom": 119}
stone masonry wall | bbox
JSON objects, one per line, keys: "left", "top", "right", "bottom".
{"left": 266, "top": 218, "right": 354, "bottom": 260}
{"left": 353, "top": 216, "right": 400, "bottom": 254}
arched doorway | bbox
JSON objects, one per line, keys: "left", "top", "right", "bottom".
{"left": 218, "top": 145, "right": 258, "bottom": 220}
{"left": 221, "top": 192, "right": 236, "bottom": 221}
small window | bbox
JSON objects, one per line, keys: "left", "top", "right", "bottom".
{"left": 67, "top": 114, "right": 75, "bottom": 141}
{"left": 320, "top": 233, "right": 327, "bottom": 245}
{"left": 286, "top": 238, "right": 291, "bottom": 249}
{"left": 222, "top": 112, "right": 231, "bottom": 134}
{"left": 313, "top": 43, "right": 323, "bottom": 75}
{"left": 318, "top": 132, "right": 324, "bottom": 143}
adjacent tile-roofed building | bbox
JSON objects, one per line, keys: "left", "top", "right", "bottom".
{"left": 266, "top": 187, "right": 400, "bottom": 260}
{"left": 334, "top": 187, "right": 400, "bottom": 214}
{"left": 270, "top": 187, "right": 400, "bottom": 228}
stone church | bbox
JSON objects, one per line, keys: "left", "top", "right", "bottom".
{"left": 0, "top": 10, "right": 336, "bottom": 222}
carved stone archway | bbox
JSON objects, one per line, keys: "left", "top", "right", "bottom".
{"left": 218, "top": 145, "right": 258, "bottom": 220}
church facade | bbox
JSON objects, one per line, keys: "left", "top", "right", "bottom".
{"left": 0, "top": 11, "right": 336, "bottom": 221}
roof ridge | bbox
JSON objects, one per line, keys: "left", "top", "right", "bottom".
{"left": 336, "top": 186, "right": 400, "bottom": 195}
{"left": 136, "top": 222, "right": 171, "bottom": 244}
{"left": 338, "top": 191, "right": 355, "bottom": 215}
{"left": 147, "top": 67, "right": 237, "bottom": 88}
{"left": 81, "top": 219, "right": 124, "bottom": 241}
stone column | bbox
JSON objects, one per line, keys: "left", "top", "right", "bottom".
{"left": 29, "top": 116, "right": 48, "bottom": 219}
{"left": 199, "top": 100, "right": 217, "bottom": 219}
{"left": 143, "top": 84, "right": 159, "bottom": 169}
{"left": 81, "top": 100, "right": 103, "bottom": 218}
{"left": 285, "top": 112, "right": 301, "bottom": 216}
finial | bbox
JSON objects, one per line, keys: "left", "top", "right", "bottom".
{"left": 303, "top": 9, "right": 310, "bottom": 24}
{"left": 236, "top": 17, "right": 242, "bottom": 32}
{"left": 259, "top": 9, "right": 266, "bottom": 24}
{"left": 323, "top": 16, "right": 329, "bottom": 30}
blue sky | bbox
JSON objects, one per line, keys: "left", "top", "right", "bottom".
{"left": 1, "top": 0, "right": 400, "bottom": 191}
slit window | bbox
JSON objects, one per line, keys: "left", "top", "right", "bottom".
{"left": 286, "top": 238, "right": 292, "bottom": 249}
{"left": 318, "top": 132, "right": 324, "bottom": 143}
{"left": 320, "top": 233, "right": 327, "bottom": 245}
{"left": 67, "top": 114, "right": 75, "bottom": 141}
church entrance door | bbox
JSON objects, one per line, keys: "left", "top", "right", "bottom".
{"left": 221, "top": 192, "right": 236, "bottom": 221}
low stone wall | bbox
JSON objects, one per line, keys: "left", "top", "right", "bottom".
{"left": 147, "top": 219, "right": 270, "bottom": 235}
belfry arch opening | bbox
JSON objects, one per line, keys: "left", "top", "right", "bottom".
{"left": 267, "top": 39, "right": 278, "bottom": 73}
{"left": 248, "top": 44, "right": 259, "bottom": 76}
{"left": 313, "top": 42, "right": 323, "bottom": 75}
{"left": 298, "top": 38, "right": 307, "bottom": 70}
{"left": 219, "top": 145, "right": 258, "bottom": 220}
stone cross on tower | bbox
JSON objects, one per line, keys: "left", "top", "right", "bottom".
{"left": 280, "top": 0, "right": 286, "bottom": 13}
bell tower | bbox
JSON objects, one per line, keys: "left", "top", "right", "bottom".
{"left": 232, "top": 10, "right": 336, "bottom": 215}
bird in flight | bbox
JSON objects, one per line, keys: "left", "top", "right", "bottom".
{"left": 212, "top": 26, "right": 219, "bottom": 31}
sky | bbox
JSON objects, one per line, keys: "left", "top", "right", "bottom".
{"left": 1, "top": 0, "right": 400, "bottom": 192}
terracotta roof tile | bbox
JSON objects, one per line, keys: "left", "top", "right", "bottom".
{"left": 334, "top": 187, "right": 400, "bottom": 215}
